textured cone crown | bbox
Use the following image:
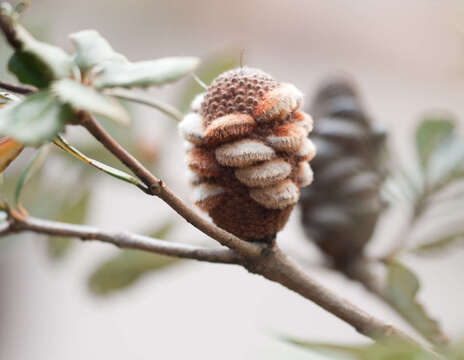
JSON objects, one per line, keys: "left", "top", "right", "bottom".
{"left": 201, "top": 68, "right": 278, "bottom": 123}
{"left": 179, "top": 67, "right": 316, "bottom": 241}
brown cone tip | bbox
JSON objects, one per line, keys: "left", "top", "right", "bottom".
{"left": 201, "top": 68, "right": 278, "bottom": 124}
{"left": 180, "top": 67, "right": 316, "bottom": 242}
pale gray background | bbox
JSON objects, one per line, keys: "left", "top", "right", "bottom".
{"left": 1, "top": 1, "right": 463, "bottom": 359}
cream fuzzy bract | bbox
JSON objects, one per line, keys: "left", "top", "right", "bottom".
{"left": 215, "top": 139, "right": 276, "bottom": 167}
{"left": 178, "top": 113, "right": 204, "bottom": 145}
{"left": 250, "top": 180, "right": 300, "bottom": 209}
{"left": 296, "top": 137, "right": 317, "bottom": 161}
{"left": 235, "top": 159, "right": 292, "bottom": 188}
{"left": 297, "top": 162, "right": 314, "bottom": 187}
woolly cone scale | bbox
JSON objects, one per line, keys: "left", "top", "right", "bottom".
{"left": 299, "top": 77, "right": 386, "bottom": 266}
{"left": 179, "top": 68, "right": 315, "bottom": 242}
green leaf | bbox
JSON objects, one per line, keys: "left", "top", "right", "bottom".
{"left": 6, "top": 22, "right": 74, "bottom": 87}
{"left": 69, "top": 30, "right": 128, "bottom": 72}
{"left": 427, "top": 137, "right": 464, "bottom": 188}
{"left": 0, "top": 90, "right": 73, "bottom": 146}
{"left": 89, "top": 250, "right": 179, "bottom": 295}
{"left": 47, "top": 190, "right": 91, "bottom": 259}
{"left": 412, "top": 232, "right": 464, "bottom": 255}
{"left": 88, "top": 221, "right": 178, "bottom": 295}
{"left": 54, "top": 135, "right": 144, "bottom": 188}
{"left": 178, "top": 51, "right": 239, "bottom": 112}
{"left": 446, "top": 339, "right": 464, "bottom": 360}
{"left": 416, "top": 118, "right": 454, "bottom": 171}
{"left": 52, "top": 79, "right": 130, "bottom": 125}
{"left": 386, "top": 261, "right": 445, "bottom": 345}
{"left": 149, "top": 221, "right": 174, "bottom": 239}
{"left": 8, "top": 52, "right": 52, "bottom": 88}
{"left": 93, "top": 56, "right": 200, "bottom": 89}
{"left": 286, "top": 338, "right": 432, "bottom": 360}
{"left": 14, "top": 145, "right": 50, "bottom": 205}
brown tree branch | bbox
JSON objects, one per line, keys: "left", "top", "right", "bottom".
{"left": 0, "top": 11, "right": 21, "bottom": 49}
{"left": 2, "top": 215, "right": 240, "bottom": 264}
{"left": 252, "top": 248, "right": 425, "bottom": 344}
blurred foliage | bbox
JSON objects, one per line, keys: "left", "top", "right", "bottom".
{"left": 385, "top": 261, "right": 444, "bottom": 344}
{"left": 286, "top": 338, "right": 456, "bottom": 360}
{"left": 287, "top": 337, "right": 464, "bottom": 360}
{"left": 384, "top": 116, "right": 464, "bottom": 250}
{"left": 14, "top": 143, "right": 49, "bottom": 205}
{"left": 416, "top": 118, "right": 454, "bottom": 172}
{"left": 47, "top": 190, "right": 91, "bottom": 259}
{"left": 0, "top": 6, "right": 199, "bottom": 146}
{"left": 52, "top": 79, "right": 130, "bottom": 125}
{"left": 88, "top": 222, "right": 182, "bottom": 295}
{"left": 412, "top": 232, "right": 464, "bottom": 255}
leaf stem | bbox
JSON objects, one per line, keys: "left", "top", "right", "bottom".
{"left": 54, "top": 135, "right": 148, "bottom": 191}
{"left": 107, "top": 89, "right": 184, "bottom": 122}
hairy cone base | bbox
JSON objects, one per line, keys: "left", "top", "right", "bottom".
{"left": 179, "top": 67, "right": 315, "bottom": 241}
{"left": 300, "top": 77, "right": 386, "bottom": 265}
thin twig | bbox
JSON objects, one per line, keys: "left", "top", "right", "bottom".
{"left": 4, "top": 216, "right": 240, "bottom": 264}
{"left": 106, "top": 89, "right": 184, "bottom": 122}
{"left": 0, "top": 80, "right": 36, "bottom": 95}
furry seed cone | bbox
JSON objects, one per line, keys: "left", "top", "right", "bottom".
{"left": 179, "top": 67, "right": 316, "bottom": 242}
{"left": 299, "top": 77, "right": 387, "bottom": 265}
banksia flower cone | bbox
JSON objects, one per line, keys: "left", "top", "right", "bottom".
{"left": 179, "top": 67, "right": 316, "bottom": 242}
{"left": 300, "top": 77, "right": 386, "bottom": 265}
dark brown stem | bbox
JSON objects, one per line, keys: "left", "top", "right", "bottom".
{"left": 0, "top": 80, "right": 36, "bottom": 95}
{"left": 0, "top": 12, "right": 21, "bottom": 49}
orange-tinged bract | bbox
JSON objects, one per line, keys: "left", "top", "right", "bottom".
{"left": 179, "top": 67, "right": 316, "bottom": 241}
{"left": 0, "top": 93, "right": 23, "bottom": 172}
